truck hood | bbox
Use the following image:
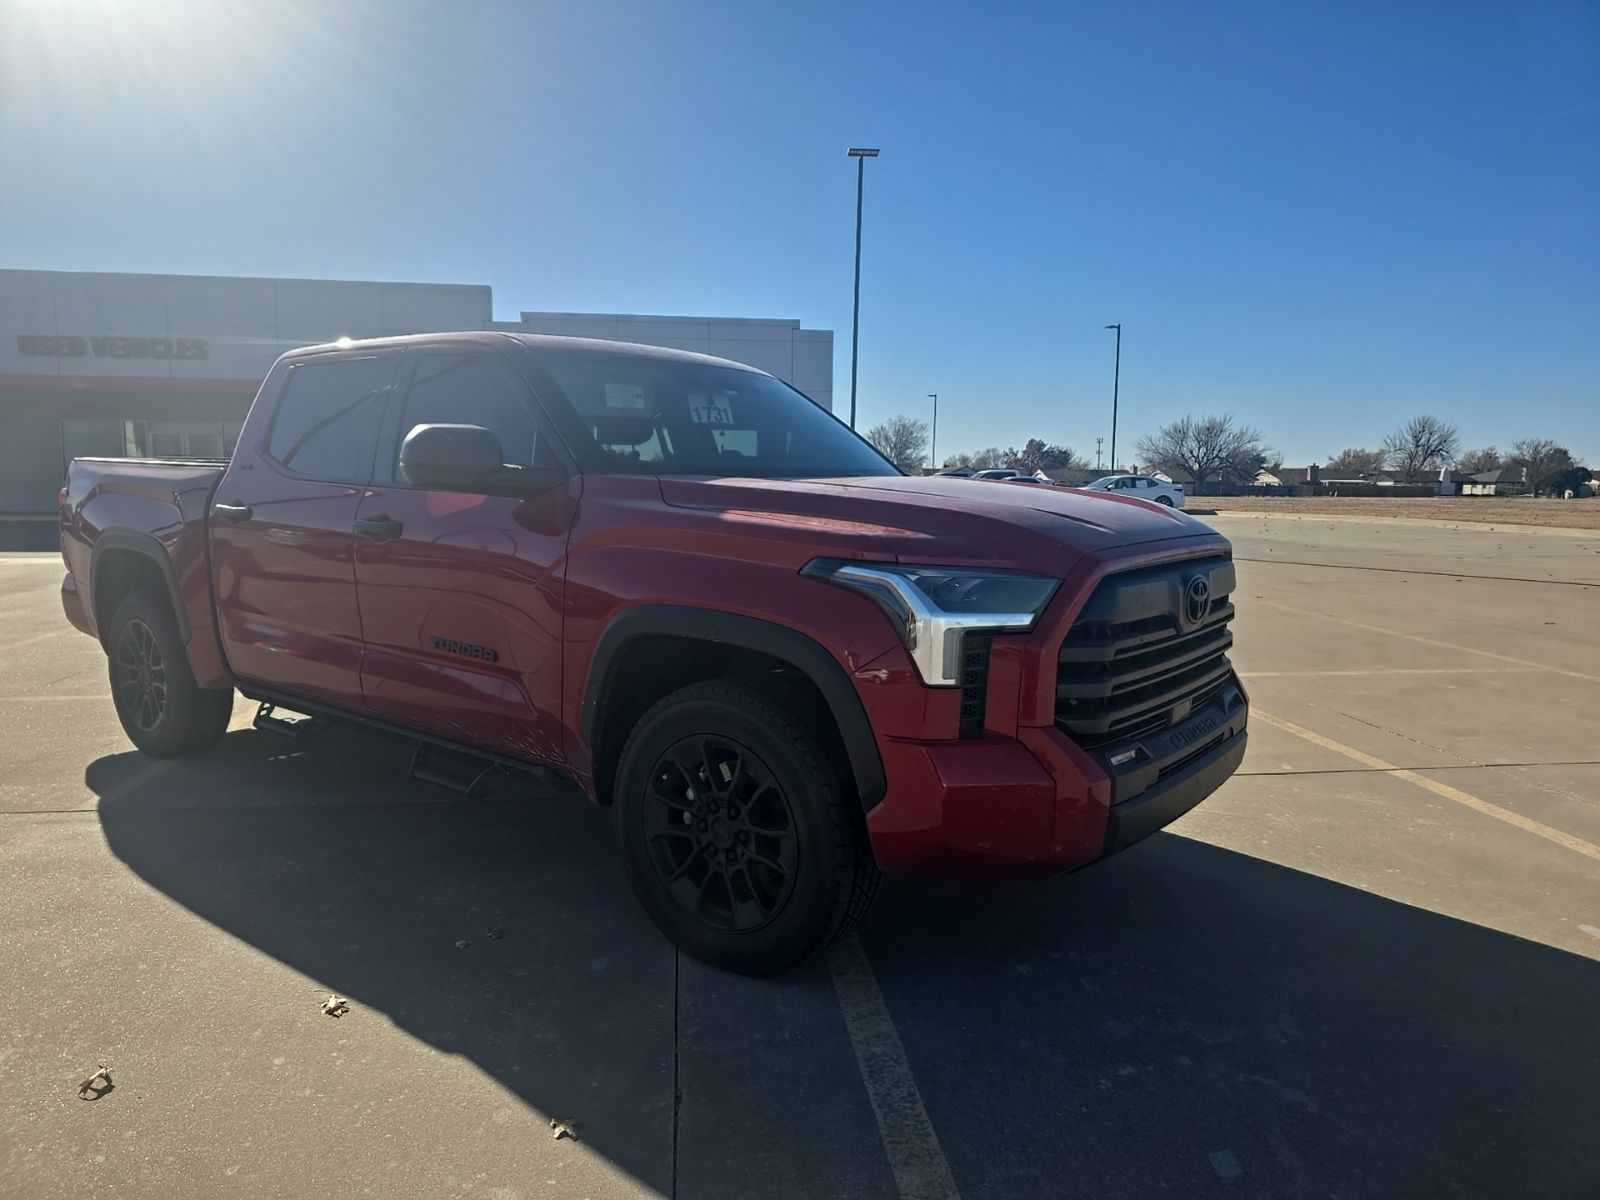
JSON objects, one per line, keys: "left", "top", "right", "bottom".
{"left": 657, "top": 475, "right": 1217, "bottom": 567}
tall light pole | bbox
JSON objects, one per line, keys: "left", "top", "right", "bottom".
{"left": 847, "top": 148, "right": 879, "bottom": 429}
{"left": 1104, "top": 323, "right": 1121, "bottom": 470}
{"left": 927, "top": 393, "right": 938, "bottom": 470}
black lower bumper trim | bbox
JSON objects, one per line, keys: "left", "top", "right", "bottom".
{"left": 1102, "top": 728, "right": 1247, "bottom": 857}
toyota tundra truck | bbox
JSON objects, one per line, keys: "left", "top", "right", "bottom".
{"left": 59, "top": 332, "right": 1247, "bottom": 974}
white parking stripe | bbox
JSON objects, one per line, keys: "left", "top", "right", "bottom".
{"left": 13, "top": 629, "right": 74, "bottom": 648}
{"left": 829, "top": 932, "right": 962, "bottom": 1200}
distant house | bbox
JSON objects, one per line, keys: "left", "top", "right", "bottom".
{"left": 1254, "top": 466, "right": 1320, "bottom": 487}
{"left": 1460, "top": 467, "right": 1527, "bottom": 497}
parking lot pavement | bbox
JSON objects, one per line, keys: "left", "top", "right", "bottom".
{"left": 2, "top": 519, "right": 1598, "bottom": 1200}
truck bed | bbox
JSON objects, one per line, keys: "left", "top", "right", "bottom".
{"left": 59, "top": 457, "right": 232, "bottom": 678}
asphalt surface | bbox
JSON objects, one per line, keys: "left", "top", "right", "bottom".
{"left": 2, "top": 513, "right": 1598, "bottom": 1199}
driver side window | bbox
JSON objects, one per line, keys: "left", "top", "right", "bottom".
{"left": 395, "top": 353, "right": 558, "bottom": 474}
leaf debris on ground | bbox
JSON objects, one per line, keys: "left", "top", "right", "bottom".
{"left": 550, "top": 1118, "right": 578, "bottom": 1141}
{"left": 321, "top": 995, "right": 350, "bottom": 1018}
{"left": 77, "top": 1063, "right": 112, "bottom": 1100}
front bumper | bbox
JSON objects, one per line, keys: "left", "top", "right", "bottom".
{"left": 865, "top": 689, "right": 1248, "bottom": 878}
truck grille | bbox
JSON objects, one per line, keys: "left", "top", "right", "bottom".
{"left": 1056, "top": 556, "right": 1236, "bottom": 749}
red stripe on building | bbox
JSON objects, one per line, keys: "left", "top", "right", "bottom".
{"left": 0, "top": 373, "right": 261, "bottom": 393}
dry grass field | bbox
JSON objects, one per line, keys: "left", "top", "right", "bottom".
{"left": 1199, "top": 494, "right": 1600, "bottom": 530}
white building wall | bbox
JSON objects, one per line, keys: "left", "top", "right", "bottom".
{"left": 511, "top": 311, "right": 834, "bottom": 412}
{"left": 0, "top": 270, "right": 496, "bottom": 384}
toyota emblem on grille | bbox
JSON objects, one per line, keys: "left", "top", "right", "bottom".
{"left": 1183, "top": 576, "right": 1211, "bottom": 627}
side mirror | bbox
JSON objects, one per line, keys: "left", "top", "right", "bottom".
{"left": 399, "top": 424, "right": 508, "bottom": 490}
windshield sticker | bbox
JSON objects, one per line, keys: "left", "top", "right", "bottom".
{"left": 688, "top": 393, "right": 735, "bottom": 426}
{"left": 604, "top": 382, "right": 648, "bottom": 412}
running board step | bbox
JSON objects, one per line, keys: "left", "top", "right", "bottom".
{"left": 253, "top": 702, "right": 324, "bottom": 740}
{"left": 408, "top": 741, "right": 508, "bottom": 800}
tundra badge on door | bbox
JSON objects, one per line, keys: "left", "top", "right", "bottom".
{"left": 431, "top": 636, "right": 500, "bottom": 662}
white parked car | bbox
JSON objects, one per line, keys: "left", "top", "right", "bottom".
{"left": 1080, "top": 474, "right": 1186, "bottom": 508}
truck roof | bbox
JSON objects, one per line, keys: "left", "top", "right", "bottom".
{"left": 281, "top": 330, "right": 768, "bottom": 374}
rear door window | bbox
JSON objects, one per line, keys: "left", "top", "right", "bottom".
{"left": 266, "top": 356, "right": 398, "bottom": 483}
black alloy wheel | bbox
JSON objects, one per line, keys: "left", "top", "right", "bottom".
{"left": 612, "top": 679, "right": 880, "bottom": 975}
{"left": 643, "top": 734, "right": 799, "bottom": 932}
{"left": 106, "top": 591, "right": 233, "bottom": 757}
{"left": 113, "top": 617, "right": 168, "bottom": 734}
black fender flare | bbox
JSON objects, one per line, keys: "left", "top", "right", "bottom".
{"left": 89, "top": 531, "right": 192, "bottom": 645}
{"left": 581, "top": 605, "right": 887, "bottom": 811}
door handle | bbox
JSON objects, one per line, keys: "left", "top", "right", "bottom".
{"left": 354, "top": 517, "right": 404, "bottom": 540}
{"left": 212, "top": 502, "right": 253, "bottom": 523}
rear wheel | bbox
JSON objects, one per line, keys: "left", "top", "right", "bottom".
{"left": 107, "top": 592, "right": 233, "bottom": 757}
{"left": 613, "top": 679, "right": 879, "bottom": 975}
{"left": 1155, "top": 494, "right": 1175, "bottom": 506}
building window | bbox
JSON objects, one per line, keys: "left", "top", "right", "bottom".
{"left": 60, "top": 420, "right": 135, "bottom": 472}
{"left": 60, "top": 419, "right": 243, "bottom": 474}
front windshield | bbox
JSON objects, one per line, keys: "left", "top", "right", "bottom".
{"left": 535, "top": 354, "right": 898, "bottom": 478}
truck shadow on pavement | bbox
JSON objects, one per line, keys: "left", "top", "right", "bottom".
{"left": 90, "top": 727, "right": 1600, "bottom": 1200}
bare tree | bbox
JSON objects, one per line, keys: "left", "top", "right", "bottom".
{"left": 1135, "top": 414, "right": 1271, "bottom": 493}
{"left": 1381, "top": 415, "right": 1459, "bottom": 482}
{"left": 1003, "top": 439, "right": 1085, "bottom": 474}
{"left": 1455, "top": 446, "right": 1504, "bottom": 475}
{"left": 941, "top": 451, "right": 975, "bottom": 470}
{"left": 865, "top": 414, "right": 931, "bottom": 472}
{"left": 1324, "top": 447, "right": 1387, "bottom": 477}
{"left": 1507, "top": 438, "right": 1576, "bottom": 496}
{"left": 969, "top": 446, "right": 1006, "bottom": 470}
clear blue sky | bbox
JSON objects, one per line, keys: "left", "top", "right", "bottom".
{"left": 3, "top": 0, "right": 1596, "bottom": 466}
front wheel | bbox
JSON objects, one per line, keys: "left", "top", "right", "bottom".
{"left": 613, "top": 679, "right": 880, "bottom": 975}
{"left": 107, "top": 592, "right": 234, "bottom": 757}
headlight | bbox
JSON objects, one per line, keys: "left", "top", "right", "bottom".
{"left": 801, "top": 559, "right": 1060, "bottom": 686}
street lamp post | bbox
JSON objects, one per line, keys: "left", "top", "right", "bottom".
{"left": 847, "top": 148, "right": 879, "bottom": 430}
{"left": 927, "top": 393, "right": 938, "bottom": 470}
{"left": 1104, "top": 323, "right": 1121, "bottom": 470}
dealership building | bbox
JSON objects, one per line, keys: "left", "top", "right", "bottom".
{"left": 0, "top": 269, "right": 835, "bottom": 548}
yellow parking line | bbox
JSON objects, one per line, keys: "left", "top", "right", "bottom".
{"left": 1253, "top": 708, "right": 1600, "bottom": 864}
{"left": 829, "top": 933, "right": 961, "bottom": 1200}
{"left": 1251, "top": 598, "right": 1600, "bottom": 684}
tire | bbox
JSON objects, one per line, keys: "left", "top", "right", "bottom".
{"left": 106, "top": 591, "right": 233, "bottom": 757}
{"left": 613, "top": 679, "right": 880, "bottom": 975}
{"left": 1155, "top": 495, "right": 1175, "bottom": 506}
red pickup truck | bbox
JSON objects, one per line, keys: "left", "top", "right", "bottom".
{"left": 61, "top": 332, "right": 1246, "bottom": 973}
